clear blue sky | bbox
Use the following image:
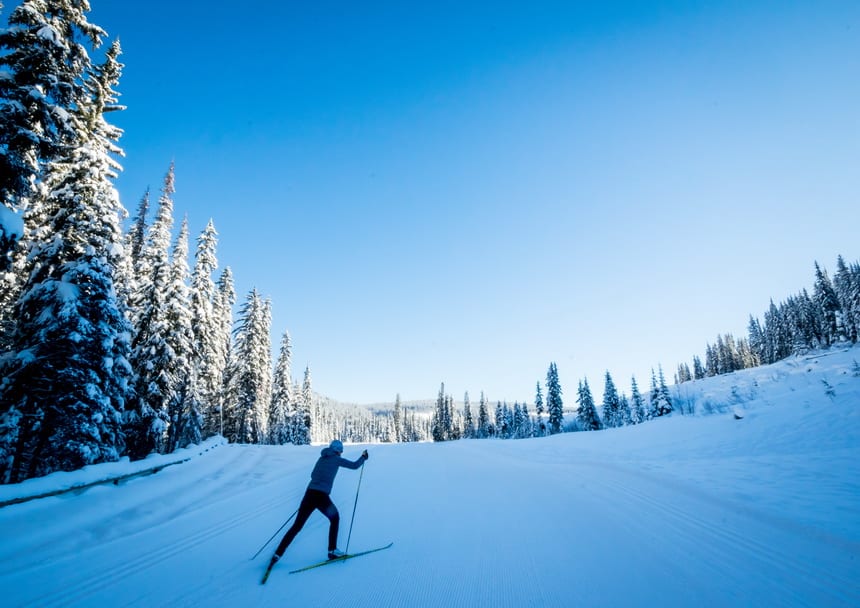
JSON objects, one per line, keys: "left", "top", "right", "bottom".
{"left": 8, "top": 1, "right": 858, "bottom": 404}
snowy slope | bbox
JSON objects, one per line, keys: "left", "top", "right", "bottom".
{"left": 0, "top": 347, "right": 858, "bottom": 607}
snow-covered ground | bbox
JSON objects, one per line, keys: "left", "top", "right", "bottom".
{"left": 1, "top": 347, "right": 858, "bottom": 607}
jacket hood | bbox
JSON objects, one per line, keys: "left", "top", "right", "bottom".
{"left": 320, "top": 447, "right": 339, "bottom": 458}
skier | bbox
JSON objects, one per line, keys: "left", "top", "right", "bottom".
{"left": 266, "top": 440, "right": 368, "bottom": 573}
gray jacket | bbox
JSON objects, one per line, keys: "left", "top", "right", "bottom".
{"left": 307, "top": 447, "right": 366, "bottom": 494}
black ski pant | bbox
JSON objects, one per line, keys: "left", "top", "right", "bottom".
{"left": 274, "top": 489, "right": 340, "bottom": 557}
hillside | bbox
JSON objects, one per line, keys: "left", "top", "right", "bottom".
{"left": 0, "top": 346, "right": 858, "bottom": 607}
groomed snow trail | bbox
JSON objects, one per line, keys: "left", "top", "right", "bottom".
{"left": 1, "top": 431, "right": 857, "bottom": 608}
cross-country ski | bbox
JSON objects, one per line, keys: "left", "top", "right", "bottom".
{"left": 289, "top": 543, "right": 394, "bottom": 575}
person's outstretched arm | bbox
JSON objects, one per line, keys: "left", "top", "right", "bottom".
{"left": 338, "top": 450, "right": 368, "bottom": 470}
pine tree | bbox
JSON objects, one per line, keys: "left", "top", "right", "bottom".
{"left": 813, "top": 262, "right": 843, "bottom": 345}
{"left": 647, "top": 368, "right": 660, "bottom": 420}
{"left": 629, "top": 376, "right": 645, "bottom": 424}
{"left": 223, "top": 289, "right": 272, "bottom": 444}
{"left": 268, "top": 330, "right": 293, "bottom": 445}
{"left": 493, "top": 402, "right": 504, "bottom": 438}
{"left": 575, "top": 379, "right": 600, "bottom": 431}
{"left": 0, "top": 35, "right": 132, "bottom": 482}
{"left": 431, "top": 382, "right": 447, "bottom": 442}
{"left": 657, "top": 365, "right": 673, "bottom": 416}
{"left": 0, "top": 0, "right": 106, "bottom": 295}
{"left": 164, "top": 218, "right": 198, "bottom": 452}
{"left": 292, "top": 365, "right": 312, "bottom": 445}
{"left": 546, "top": 362, "right": 563, "bottom": 434}
{"left": 190, "top": 219, "right": 220, "bottom": 425}
{"left": 520, "top": 401, "right": 531, "bottom": 438}
{"left": 534, "top": 381, "right": 544, "bottom": 437}
{"left": 206, "top": 267, "right": 235, "bottom": 437}
{"left": 476, "top": 391, "right": 490, "bottom": 438}
{"left": 462, "top": 391, "right": 473, "bottom": 439}
{"left": 118, "top": 189, "right": 149, "bottom": 320}
{"left": 833, "top": 256, "right": 858, "bottom": 343}
{"left": 393, "top": 393, "right": 403, "bottom": 442}
{"left": 618, "top": 394, "right": 632, "bottom": 426}
{"left": 601, "top": 371, "right": 621, "bottom": 428}
{"left": 126, "top": 165, "right": 176, "bottom": 458}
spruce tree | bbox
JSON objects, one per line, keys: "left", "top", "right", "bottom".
{"left": 601, "top": 371, "right": 621, "bottom": 428}
{"left": 293, "top": 365, "right": 312, "bottom": 444}
{"left": 126, "top": 165, "right": 176, "bottom": 458}
{"left": 393, "top": 393, "right": 403, "bottom": 442}
{"left": 813, "top": 262, "right": 842, "bottom": 345}
{"left": 0, "top": 0, "right": 105, "bottom": 295}
{"left": 462, "top": 391, "right": 473, "bottom": 439}
{"left": 0, "top": 35, "right": 132, "bottom": 482}
{"left": 223, "top": 289, "right": 272, "bottom": 444}
{"left": 575, "top": 379, "right": 600, "bottom": 431}
{"left": 493, "top": 401, "right": 504, "bottom": 438}
{"left": 476, "top": 391, "right": 490, "bottom": 438}
{"left": 190, "top": 219, "right": 220, "bottom": 428}
{"left": 268, "top": 330, "right": 292, "bottom": 445}
{"left": 164, "top": 218, "right": 197, "bottom": 452}
{"left": 657, "top": 365, "right": 673, "bottom": 416}
{"left": 207, "top": 267, "right": 235, "bottom": 437}
{"left": 618, "top": 394, "right": 632, "bottom": 426}
{"left": 647, "top": 368, "right": 660, "bottom": 420}
{"left": 546, "top": 362, "right": 563, "bottom": 434}
{"left": 833, "top": 256, "right": 857, "bottom": 343}
{"left": 534, "top": 381, "right": 544, "bottom": 436}
{"left": 629, "top": 376, "right": 645, "bottom": 424}
{"left": 431, "top": 382, "right": 448, "bottom": 442}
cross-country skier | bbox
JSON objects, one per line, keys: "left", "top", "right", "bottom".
{"left": 265, "top": 440, "right": 368, "bottom": 575}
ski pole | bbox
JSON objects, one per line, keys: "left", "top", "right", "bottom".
{"left": 251, "top": 508, "right": 298, "bottom": 560}
{"left": 344, "top": 460, "right": 365, "bottom": 555}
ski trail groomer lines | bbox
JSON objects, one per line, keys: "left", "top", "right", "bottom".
{"left": 264, "top": 440, "right": 368, "bottom": 578}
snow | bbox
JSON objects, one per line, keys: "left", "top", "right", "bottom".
{"left": 1, "top": 347, "right": 858, "bottom": 607}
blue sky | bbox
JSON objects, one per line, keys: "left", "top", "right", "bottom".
{"left": 8, "top": 1, "right": 858, "bottom": 404}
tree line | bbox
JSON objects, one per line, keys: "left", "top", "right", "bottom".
{"left": 675, "top": 257, "right": 860, "bottom": 384}
{"left": 0, "top": 1, "right": 320, "bottom": 483}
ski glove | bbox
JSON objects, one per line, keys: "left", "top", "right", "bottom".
{"left": 362, "top": 449, "right": 369, "bottom": 460}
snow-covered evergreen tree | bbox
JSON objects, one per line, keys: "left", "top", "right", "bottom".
{"left": 291, "top": 365, "right": 312, "bottom": 445}
{"left": 546, "top": 362, "right": 563, "bottom": 434}
{"left": 268, "top": 330, "right": 293, "bottom": 445}
{"left": 0, "top": 0, "right": 106, "bottom": 302}
{"left": 534, "top": 381, "right": 545, "bottom": 436}
{"left": 207, "top": 266, "right": 235, "bottom": 437}
{"left": 657, "top": 365, "right": 673, "bottom": 416}
{"left": 520, "top": 401, "right": 532, "bottom": 438}
{"left": 629, "top": 376, "right": 645, "bottom": 424}
{"left": 575, "top": 379, "right": 600, "bottom": 431}
{"left": 601, "top": 371, "right": 621, "bottom": 428}
{"left": 190, "top": 219, "right": 221, "bottom": 427}
{"left": 618, "top": 393, "right": 632, "bottom": 426}
{"left": 0, "top": 35, "right": 132, "bottom": 482}
{"left": 393, "top": 393, "right": 403, "bottom": 442}
{"left": 126, "top": 165, "right": 176, "bottom": 458}
{"left": 813, "top": 262, "right": 843, "bottom": 346}
{"left": 163, "top": 218, "right": 197, "bottom": 452}
{"left": 431, "top": 382, "right": 449, "bottom": 442}
{"left": 223, "top": 289, "right": 272, "bottom": 444}
{"left": 647, "top": 368, "right": 660, "bottom": 420}
{"left": 462, "top": 391, "right": 474, "bottom": 439}
{"left": 117, "top": 189, "right": 148, "bottom": 319}
{"left": 476, "top": 391, "right": 490, "bottom": 438}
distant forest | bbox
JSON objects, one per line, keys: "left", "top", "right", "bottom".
{"left": 1, "top": 2, "right": 858, "bottom": 484}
